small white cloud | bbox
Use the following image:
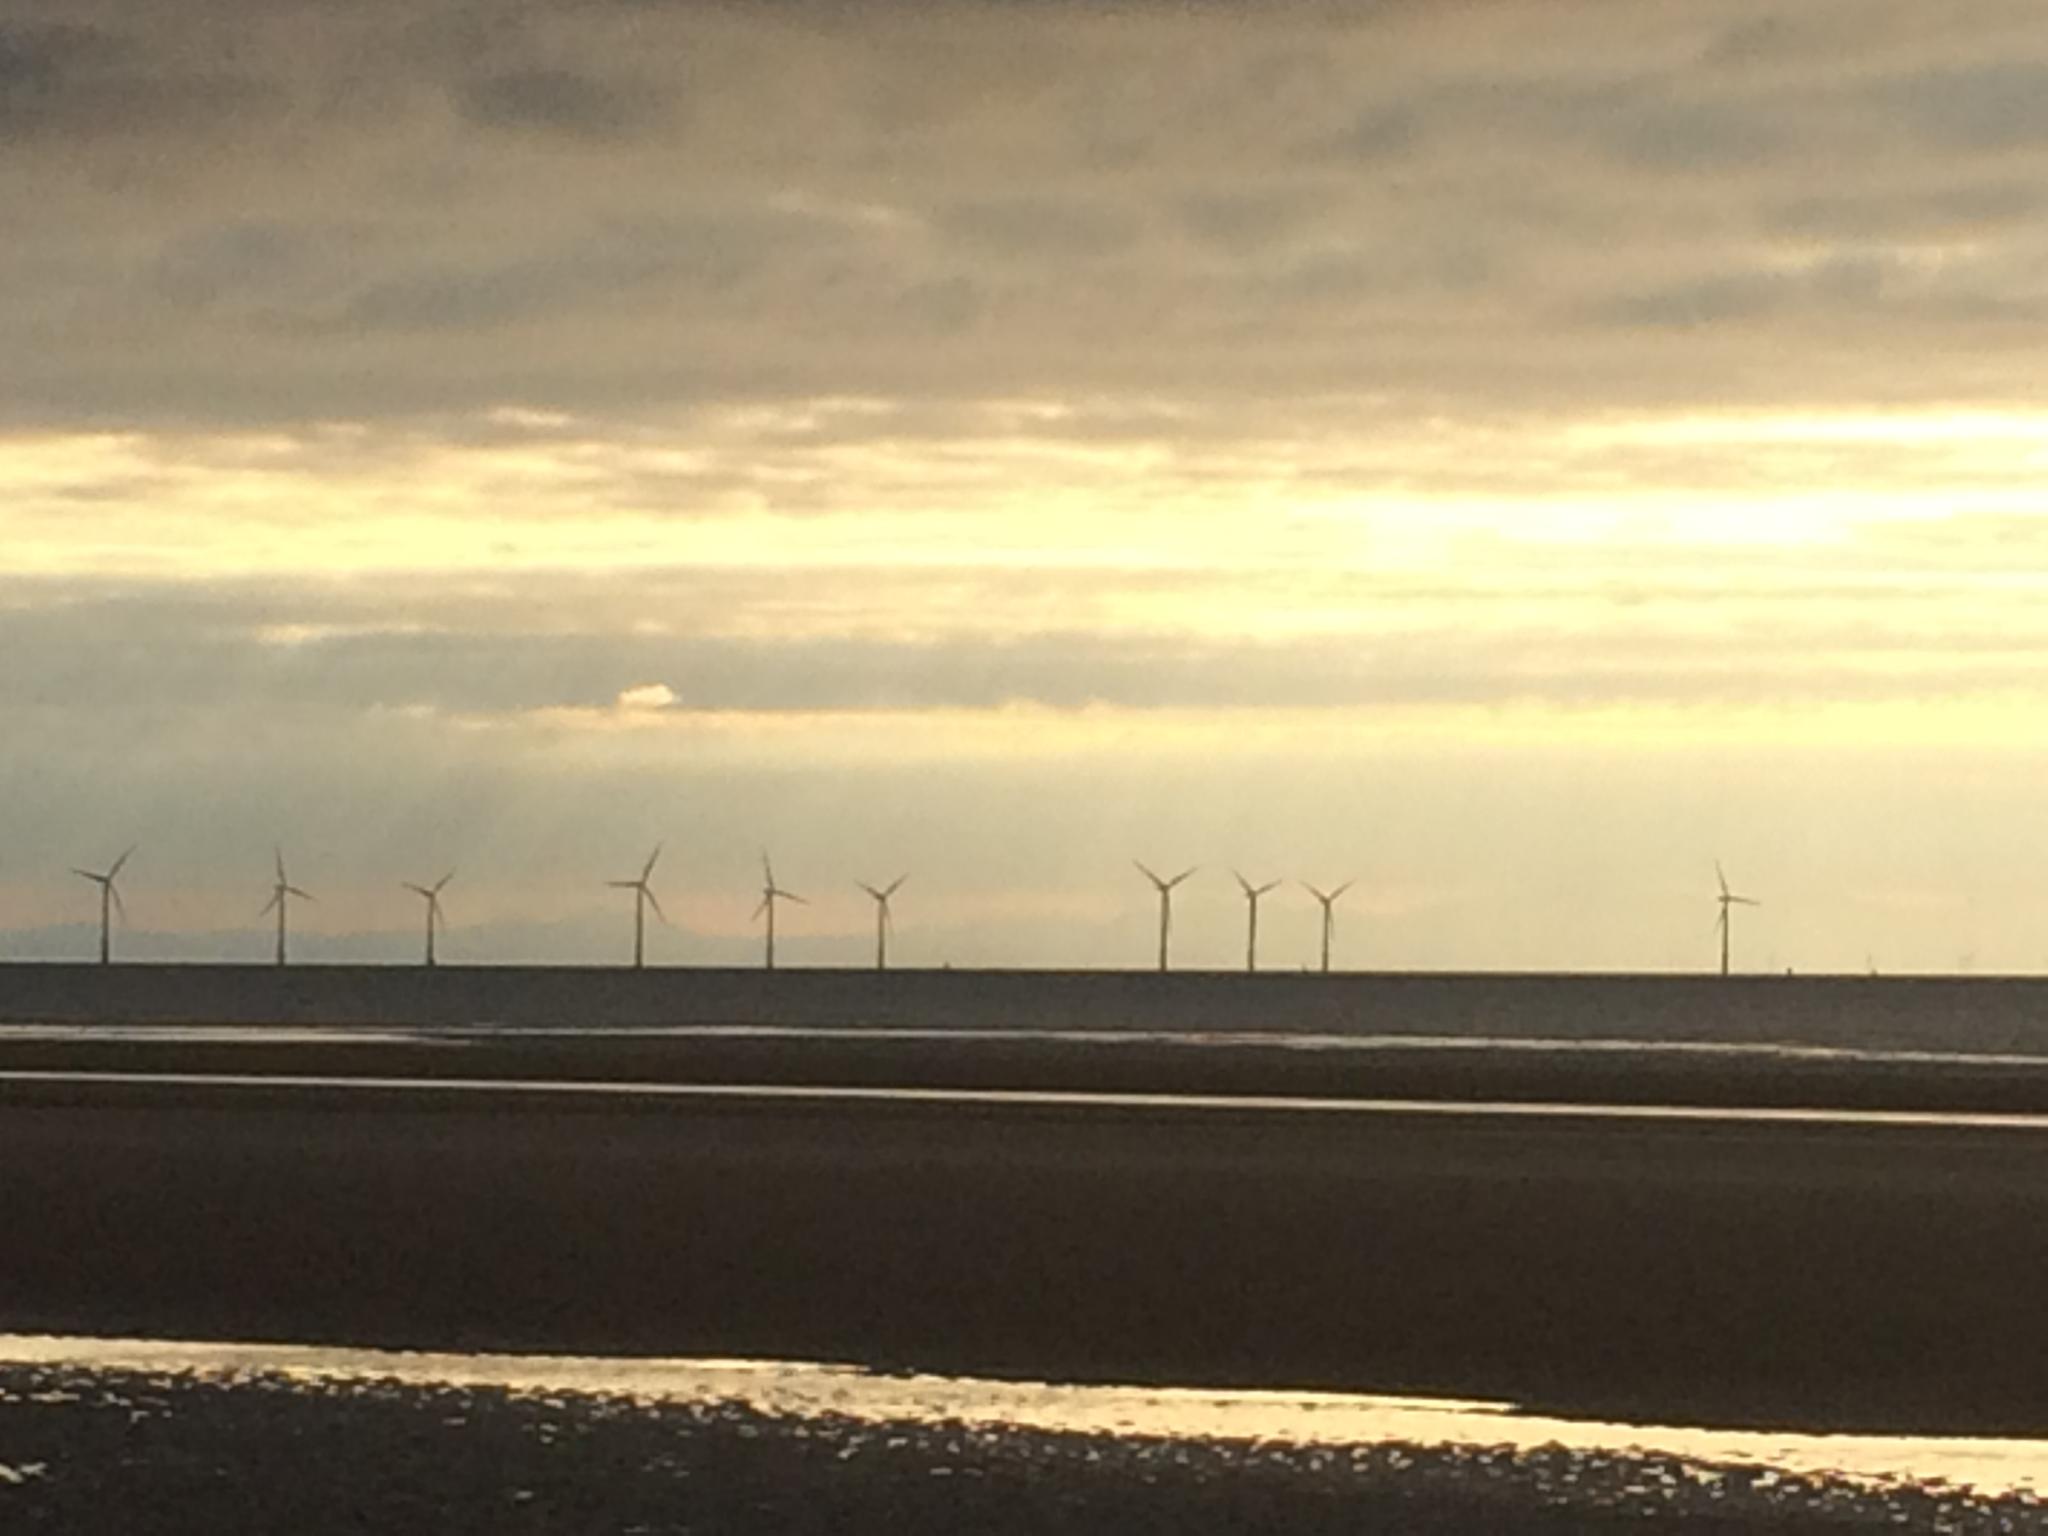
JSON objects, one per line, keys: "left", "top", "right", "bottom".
{"left": 616, "top": 681, "right": 677, "bottom": 710}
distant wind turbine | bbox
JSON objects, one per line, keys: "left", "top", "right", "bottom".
{"left": 72, "top": 846, "right": 135, "bottom": 965}
{"left": 1715, "top": 862, "right": 1760, "bottom": 977}
{"left": 1234, "top": 871, "right": 1280, "bottom": 973}
{"left": 402, "top": 871, "right": 454, "bottom": 967}
{"left": 1302, "top": 880, "right": 1354, "bottom": 975}
{"left": 856, "top": 875, "right": 907, "bottom": 971}
{"left": 1135, "top": 861, "right": 1197, "bottom": 972}
{"left": 607, "top": 845, "right": 666, "bottom": 969}
{"left": 756, "top": 853, "right": 805, "bottom": 970}
{"left": 261, "top": 848, "right": 314, "bottom": 967}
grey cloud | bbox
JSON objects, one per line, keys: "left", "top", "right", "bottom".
{"left": 1604, "top": 99, "right": 1786, "bottom": 172}
{"left": 458, "top": 64, "right": 660, "bottom": 138}
{"left": 5, "top": 0, "right": 2048, "bottom": 428}
{"left": 1765, "top": 181, "right": 2048, "bottom": 240}
{"left": 0, "top": 18, "right": 273, "bottom": 142}
{"left": 151, "top": 221, "right": 332, "bottom": 310}
{"left": 5, "top": 569, "right": 2048, "bottom": 720}
{"left": 0, "top": 21, "right": 121, "bottom": 134}
{"left": 1587, "top": 247, "right": 2045, "bottom": 330}
{"left": 1883, "top": 61, "right": 2048, "bottom": 151}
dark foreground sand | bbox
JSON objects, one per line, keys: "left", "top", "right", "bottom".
{"left": 0, "top": 1363, "right": 2034, "bottom": 1534}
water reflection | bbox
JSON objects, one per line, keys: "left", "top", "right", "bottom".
{"left": 3, "top": 1334, "right": 2043, "bottom": 1501}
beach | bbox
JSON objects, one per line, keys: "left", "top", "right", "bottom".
{"left": 4, "top": 1353, "right": 2042, "bottom": 1533}
{"left": 1, "top": 1073, "right": 2046, "bottom": 1433}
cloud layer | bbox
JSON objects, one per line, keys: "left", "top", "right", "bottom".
{"left": 7, "top": 1, "right": 2048, "bottom": 968}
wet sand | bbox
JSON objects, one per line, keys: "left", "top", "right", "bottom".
{"left": 3, "top": 1079, "right": 2048, "bottom": 1434}
{"left": 11, "top": 1024, "right": 2048, "bottom": 1112}
{"left": 2, "top": 1358, "right": 2039, "bottom": 1533}
{"left": 13, "top": 963, "right": 2048, "bottom": 1056}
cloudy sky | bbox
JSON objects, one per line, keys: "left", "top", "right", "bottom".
{"left": 6, "top": 0, "right": 2048, "bottom": 972}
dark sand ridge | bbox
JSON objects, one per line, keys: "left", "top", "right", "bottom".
{"left": 8, "top": 964, "right": 2048, "bottom": 1053}
{"left": 4, "top": 1081, "right": 2048, "bottom": 1436}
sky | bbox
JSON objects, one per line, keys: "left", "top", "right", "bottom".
{"left": 6, "top": 0, "right": 2048, "bottom": 973}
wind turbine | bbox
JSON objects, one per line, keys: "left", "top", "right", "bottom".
{"left": 1715, "top": 862, "right": 1760, "bottom": 977}
{"left": 72, "top": 846, "right": 134, "bottom": 965}
{"left": 261, "top": 848, "right": 314, "bottom": 967}
{"left": 607, "top": 845, "right": 666, "bottom": 969}
{"left": 857, "top": 875, "right": 907, "bottom": 971}
{"left": 1234, "top": 871, "right": 1280, "bottom": 973}
{"left": 1302, "top": 880, "right": 1354, "bottom": 975}
{"left": 1134, "top": 861, "right": 1197, "bottom": 972}
{"left": 402, "top": 871, "right": 454, "bottom": 967}
{"left": 756, "top": 853, "right": 805, "bottom": 970}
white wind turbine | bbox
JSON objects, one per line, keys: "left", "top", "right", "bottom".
{"left": 1234, "top": 871, "right": 1280, "bottom": 974}
{"left": 262, "top": 848, "right": 315, "bottom": 967}
{"left": 607, "top": 845, "right": 666, "bottom": 969}
{"left": 1134, "top": 861, "right": 1197, "bottom": 972}
{"left": 72, "top": 845, "right": 135, "bottom": 965}
{"left": 856, "top": 875, "right": 907, "bottom": 971}
{"left": 756, "top": 853, "right": 805, "bottom": 970}
{"left": 1715, "top": 862, "right": 1760, "bottom": 977}
{"left": 403, "top": 871, "right": 454, "bottom": 967}
{"left": 1302, "top": 880, "right": 1354, "bottom": 975}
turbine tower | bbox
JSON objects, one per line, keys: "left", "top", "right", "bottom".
{"left": 1715, "top": 862, "right": 1760, "bottom": 977}
{"left": 756, "top": 853, "right": 805, "bottom": 970}
{"left": 261, "top": 848, "right": 314, "bottom": 967}
{"left": 1234, "top": 871, "right": 1280, "bottom": 973}
{"left": 72, "top": 846, "right": 134, "bottom": 965}
{"left": 1134, "top": 861, "right": 1197, "bottom": 972}
{"left": 403, "top": 871, "right": 454, "bottom": 967}
{"left": 857, "top": 875, "right": 907, "bottom": 971}
{"left": 1302, "top": 880, "right": 1354, "bottom": 975}
{"left": 607, "top": 845, "right": 666, "bottom": 969}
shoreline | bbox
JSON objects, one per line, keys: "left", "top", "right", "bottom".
{"left": 3, "top": 1352, "right": 2041, "bottom": 1532}
{"left": 9, "top": 963, "right": 2048, "bottom": 1055}
{"left": 8, "top": 1333, "right": 2048, "bottom": 1500}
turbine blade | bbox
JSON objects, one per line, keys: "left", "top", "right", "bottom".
{"left": 275, "top": 847, "right": 287, "bottom": 882}
{"left": 857, "top": 882, "right": 882, "bottom": 901}
{"left": 642, "top": 843, "right": 662, "bottom": 880}
{"left": 1133, "top": 859, "right": 1162, "bottom": 887}
{"left": 785, "top": 891, "right": 808, "bottom": 905}
{"left": 259, "top": 892, "right": 279, "bottom": 917}
{"left": 404, "top": 883, "right": 431, "bottom": 899}
{"left": 1256, "top": 881, "right": 1281, "bottom": 897}
{"left": 71, "top": 868, "right": 101, "bottom": 884}
{"left": 883, "top": 875, "right": 907, "bottom": 898}
{"left": 1716, "top": 861, "right": 1730, "bottom": 897}
{"left": 645, "top": 888, "right": 669, "bottom": 926}
{"left": 1302, "top": 882, "right": 1328, "bottom": 903}
{"left": 108, "top": 845, "right": 135, "bottom": 880}
{"left": 606, "top": 880, "right": 638, "bottom": 890}
{"left": 752, "top": 897, "right": 769, "bottom": 922}
{"left": 434, "top": 871, "right": 455, "bottom": 893}
{"left": 1234, "top": 870, "right": 1253, "bottom": 895}
{"left": 110, "top": 886, "right": 127, "bottom": 925}
{"left": 287, "top": 885, "right": 314, "bottom": 902}
{"left": 1168, "top": 867, "right": 1197, "bottom": 888}
{"left": 1331, "top": 880, "right": 1355, "bottom": 901}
